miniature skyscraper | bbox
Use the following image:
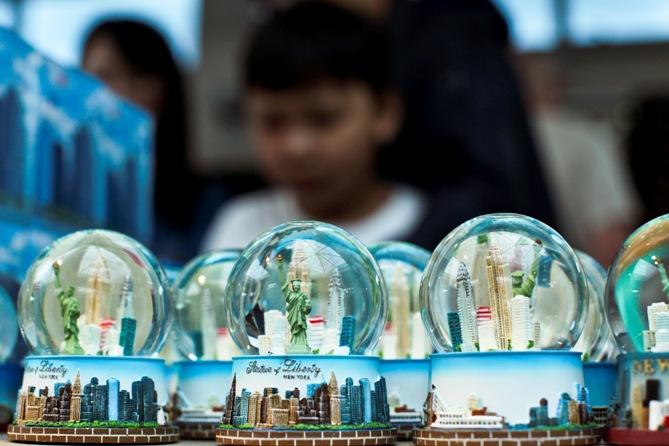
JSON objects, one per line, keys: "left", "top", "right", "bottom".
{"left": 476, "top": 307, "right": 496, "bottom": 351}
{"left": 471, "top": 235, "right": 491, "bottom": 307}
{"left": 84, "top": 255, "right": 107, "bottom": 325}
{"left": 118, "top": 275, "right": 137, "bottom": 356}
{"left": 486, "top": 245, "right": 513, "bottom": 350}
{"left": 511, "top": 295, "right": 532, "bottom": 350}
{"left": 339, "top": 316, "right": 356, "bottom": 351}
{"left": 326, "top": 268, "right": 344, "bottom": 335}
{"left": 287, "top": 242, "right": 311, "bottom": 298}
{"left": 456, "top": 263, "right": 477, "bottom": 352}
{"left": 447, "top": 312, "right": 463, "bottom": 350}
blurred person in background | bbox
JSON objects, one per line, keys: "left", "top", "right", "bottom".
{"left": 259, "top": 0, "right": 556, "bottom": 249}
{"left": 387, "top": 0, "right": 556, "bottom": 247}
{"left": 203, "top": 2, "right": 427, "bottom": 250}
{"left": 82, "top": 19, "right": 221, "bottom": 262}
{"left": 522, "top": 53, "right": 640, "bottom": 265}
{"left": 626, "top": 95, "right": 669, "bottom": 228}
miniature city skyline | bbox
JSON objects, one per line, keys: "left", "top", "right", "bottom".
{"left": 221, "top": 372, "right": 390, "bottom": 428}
{"left": 423, "top": 382, "right": 593, "bottom": 430}
{"left": 15, "top": 371, "right": 160, "bottom": 425}
{"left": 643, "top": 301, "right": 669, "bottom": 352}
{"left": 50, "top": 255, "right": 139, "bottom": 357}
{"left": 447, "top": 238, "right": 544, "bottom": 352}
{"left": 257, "top": 244, "right": 354, "bottom": 356}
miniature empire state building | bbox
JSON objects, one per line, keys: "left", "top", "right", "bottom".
{"left": 288, "top": 243, "right": 311, "bottom": 297}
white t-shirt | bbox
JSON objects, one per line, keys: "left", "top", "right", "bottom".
{"left": 202, "top": 186, "right": 426, "bottom": 251}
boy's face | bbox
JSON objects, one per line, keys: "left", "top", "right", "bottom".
{"left": 245, "top": 80, "right": 399, "bottom": 215}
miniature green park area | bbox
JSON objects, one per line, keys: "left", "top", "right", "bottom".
{"left": 219, "top": 422, "right": 392, "bottom": 431}
{"left": 21, "top": 420, "right": 160, "bottom": 429}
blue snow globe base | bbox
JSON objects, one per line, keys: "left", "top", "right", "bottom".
{"left": 174, "top": 359, "right": 233, "bottom": 438}
{"left": 428, "top": 351, "right": 586, "bottom": 427}
{"left": 379, "top": 359, "right": 428, "bottom": 439}
{"left": 583, "top": 362, "right": 618, "bottom": 407}
{"left": 226, "top": 354, "right": 387, "bottom": 427}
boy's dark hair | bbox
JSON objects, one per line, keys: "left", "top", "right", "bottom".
{"left": 243, "top": 1, "right": 391, "bottom": 97}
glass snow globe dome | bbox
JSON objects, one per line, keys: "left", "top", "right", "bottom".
{"left": 0, "top": 285, "right": 18, "bottom": 362}
{"left": 606, "top": 214, "right": 669, "bottom": 353}
{"left": 174, "top": 249, "right": 242, "bottom": 361}
{"left": 225, "top": 221, "right": 387, "bottom": 356}
{"left": 369, "top": 241, "right": 431, "bottom": 359}
{"left": 18, "top": 229, "right": 172, "bottom": 356}
{"left": 421, "top": 213, "right": 587, "bottom": 353}
{"left": 573, "top": 251, "right": 618, "bottom": 362}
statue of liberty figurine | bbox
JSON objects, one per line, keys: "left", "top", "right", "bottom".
{"left": 53, "top": 261, "right": 85, "bottom": 355}
{"left": 283, "top": 279, "right": 312, "bottom": 353}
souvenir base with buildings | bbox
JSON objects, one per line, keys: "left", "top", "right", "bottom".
{"left": 214, "top": 357, "right": 396, "bottom": 446}
{"left": 604, "top": 300, "right": 669, "bottom": 445}
{"left": 416, "top": 380, "right": 603, "bottom": 446}
{"left": 7, "top": 356, "right": 177, "bottom": 444}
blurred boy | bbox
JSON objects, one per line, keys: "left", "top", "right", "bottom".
{"left": 203, "top": 2, "right": 425, "bottom": 250}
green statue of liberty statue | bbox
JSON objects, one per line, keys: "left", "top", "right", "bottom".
{"left": 53, "top": 261, "right": 85, "bottom": 355}
{"left": 283, "top": 279, "right": 312, "bottom": 353}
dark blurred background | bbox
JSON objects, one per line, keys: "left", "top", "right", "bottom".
{"left": 2, "top": 0, "right": 669, "bottom": 268}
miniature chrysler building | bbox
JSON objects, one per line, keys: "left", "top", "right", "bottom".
{"left": 455, "top": 263, "right": 478, "bottom": 352}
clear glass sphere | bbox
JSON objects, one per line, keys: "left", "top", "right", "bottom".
{"left": 225, "top": 221, "right": 387, "bottom": 355}
{"left": 0, "top": 285, "right": 18, "bottom": 362}
{"left": 606, "top": 214, "right": 669, "bottom": 353}
{"left": 421, "top": 213, "right": 587, "bottom": 352}
{"left": 174, "top": 249, "right": 242, "bottom": 360}
{"left": 369, "top": 241, "right": 431, "bottom": 359}
{"left": 18, "top": 229, "right": 172, "bottom": 356}
{"left": 573, "top": 251, "right": 619, "bottom": 362}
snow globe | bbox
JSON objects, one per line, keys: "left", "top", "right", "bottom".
{"left": 9, "top": 229, "right": 178, "bottom": 444}
{"left": 605, "top": 214, "right": 669, "bottom": 444}
{"left": 172, "top": 249, "right": 241, "bottom": 439}
{"left": 217, "top": 221, "right": 395, "bottom": 446}
{"left": 417, "top": 213, "right": 600, "bottom": 446}
{"left": 0, "top": 286, "right": 21, "bottom": 431}
{"left": 369, "top": 241, "right": 430, "bottom": 439}
{"left": 573, "top": 251, "right": 619, "bottom": 415}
